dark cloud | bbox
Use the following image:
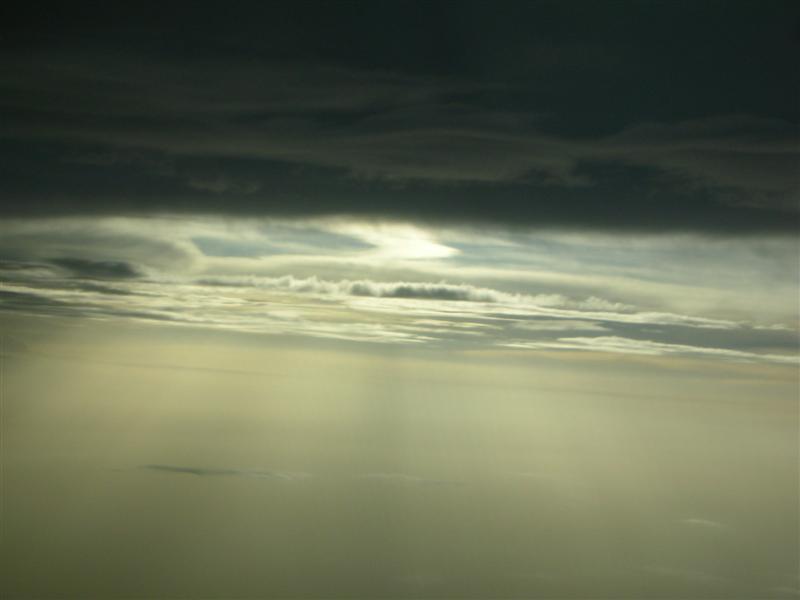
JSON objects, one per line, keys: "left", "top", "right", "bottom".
{"left": 1, "top": 2, "right": 797, "bottom": 233}
{"left": 0, "top": 260, "right": 135, "bottom": 295}
{"left": 142, "top": 465, "right": 460, "bottom": 485}
{"left": 0, "top": 260, "right": 51, "bottom": 272}
{"left": 49, "top": 258, "right": 141, "bottom": 280}
{"left": 0, "top": 289, "right": 71, "bottom": 310}
{"left": 0, "top": 283, "right": 187, "bottom": 325}
{"left": 141, "top": 464, "right": 311, "bottom": 481}
{"left": 0, "top": 290, "right": 89, "bottom": 322}
{"left": 0, "top": 223, "right": 198, "bottom": 273}
{"left": 66, "top": 282, "right": 135, "bottom": 296}
{"left": 143, "top": 464, "right": 241, "bottom": 477}
{"left": 186, "top": 174, "right": 261, "bottom": 195}
{"left": 197, "top": 275, "right": 519, "bottom": 302}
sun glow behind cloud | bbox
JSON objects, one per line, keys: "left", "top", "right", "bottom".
{"left": 326, "top": 221, "right": 461, "bottom": 260}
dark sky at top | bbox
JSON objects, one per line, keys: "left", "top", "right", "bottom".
{"left": 2, "top": 1, "right": 798, "bottom": 233}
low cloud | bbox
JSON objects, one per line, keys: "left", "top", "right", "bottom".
{"left": 514, "top": 319, "right": 609, "bottom": 332}
{"left": 0, "top": 218, "right": 794, "bottom": 365}
{"left": 2, "top": 268, "right": 795, "bottom": 364}
{"left": 503, "top": 336, "right": 798, "bottom": 365}
{"left": 0, "top": 219, "right": 201, "bottom": 274}
{"left": 142, "top": 464, "right": 312, "bottom": 481}
{"left": 229, "top": 275, "right": 743, "bottom": 331}
{"left": 50, "top": 257, "right": 141, "bottom": 280}
{"left": 679, "top": 518, "right": 730, "bottom": 531}
{"left": 140, "top": 465, "right": 464, "bottom": 486}
{"left": 198, "top": 274, "right": 634, "bottom": 311}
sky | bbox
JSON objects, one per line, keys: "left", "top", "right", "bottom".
{"left": 1, "top": 2, "right": 799, "bottom": 599}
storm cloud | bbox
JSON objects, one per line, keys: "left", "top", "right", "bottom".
{"left": 1, "top": 2, "right": 797, "bottom": 233}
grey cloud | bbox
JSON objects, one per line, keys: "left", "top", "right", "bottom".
{"left": 0, "top": 53, "right": 456, "bottom": 117}
{"left": 143, "top": 465, "right": 241, "bottom": 477}
{"left": 0, "top": 284, "right": 187, "bottom": 325}
{"left": 336, "top": 288, "right": 745, "bottom": 331}
{"left": 142, "top": 465, "right": 461, "bottom": 485}
{"left": 518, "top": 40, "right": 622, "bottom": 72}
{"left": 3, "top": 262, "right": 795, "bottom": 364}
{"left": 0, "top": 260, "right": 135, "bottom": 296}
{"left": 142, "top": 464, "right": 311, "bottom": 481}
{"left": 204, "top": 274, "right": 751, "bottom": 330}
{"left": 0, "top": 220, "right": 200, "bottom": 273}
{"left": 679, "top": 518, "right": 730, "bottom": 531}
{"left": 503, "top": 336, "right": 799, "bottom": 365}
{"left": 514, "top": 319, "right": 609, "bottom": 332}
{"left": 348, "top": 279, "right": 517, "bottom": 302}
{"left": 4, "top": 52, "right": 794, "bottom": 188}
{"left": 7, "top": 64, "right": 795, "bottom": 195}
{"left": 0, "top": 259, "right": 55, "bottom": 273}
{"left": 50, "top": 257, "right": 141, "bottom": 280}
{"left": 0, "top": 289, "right": 74, "bottom": 312}
{"left": 1, "top": 226, "right": 795, "bottom": 361}
{"left": 198, "top": 274, "right": 634, "bottom": 312}
{"left": 599, "top": 115, "right": 800, "bottom": 208}
{"left": 1, "top": 47, "right": 797, "bottom": 233}
{"left": 186, "top": 175, "right": 261, "bottom": 195}
{"left": 66, "top": 281, "right": 135, "bottom": 296}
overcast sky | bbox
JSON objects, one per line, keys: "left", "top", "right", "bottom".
{"left": 2, "top": 1, "right": 798, "bottom": 231}
{"left": 1, "top": 2, "right": 798, "bottom": 599}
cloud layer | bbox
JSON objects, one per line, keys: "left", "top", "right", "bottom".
{"left": 2, "top": 252, "right": 796, "bottom": 365}
{"left": 1, "top": 216, "right": 796, "bottom": 364}
{"left": 2, "top": 2, "right": 797, "bottom": 233}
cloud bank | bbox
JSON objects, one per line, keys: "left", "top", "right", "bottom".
{"left": 2, "top": 1, "right": 798, "bottom": 234}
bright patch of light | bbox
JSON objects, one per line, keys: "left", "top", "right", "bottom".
{"left": 327, "top": 222, "right": 460, "bottom": 260}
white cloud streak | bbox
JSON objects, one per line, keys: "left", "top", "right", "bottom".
{"left": 503, "top": 336, "right": 799, "bottom": 365}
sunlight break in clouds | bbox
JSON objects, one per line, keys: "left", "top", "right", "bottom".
{"left": 325, "top": 222, "right": 461, "bottom": 260}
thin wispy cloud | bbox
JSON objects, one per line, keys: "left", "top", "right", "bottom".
{"left": 2, "top": 257, "right": 796, "bottom": 363}
{"left": 503, "top": 336, "right": 799, "bottom": 365}
{"left": 142, "top": 465, "right": 312, "bottom": 481}
{"left": 679, "top": 518, "right": 731, "bottom": 531}
{"left": 641, "top": 565, "right": 732, "bottom": 587}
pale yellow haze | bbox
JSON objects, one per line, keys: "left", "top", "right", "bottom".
{"left": 2, "top": 321, "right": 797, "bottom": 598}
